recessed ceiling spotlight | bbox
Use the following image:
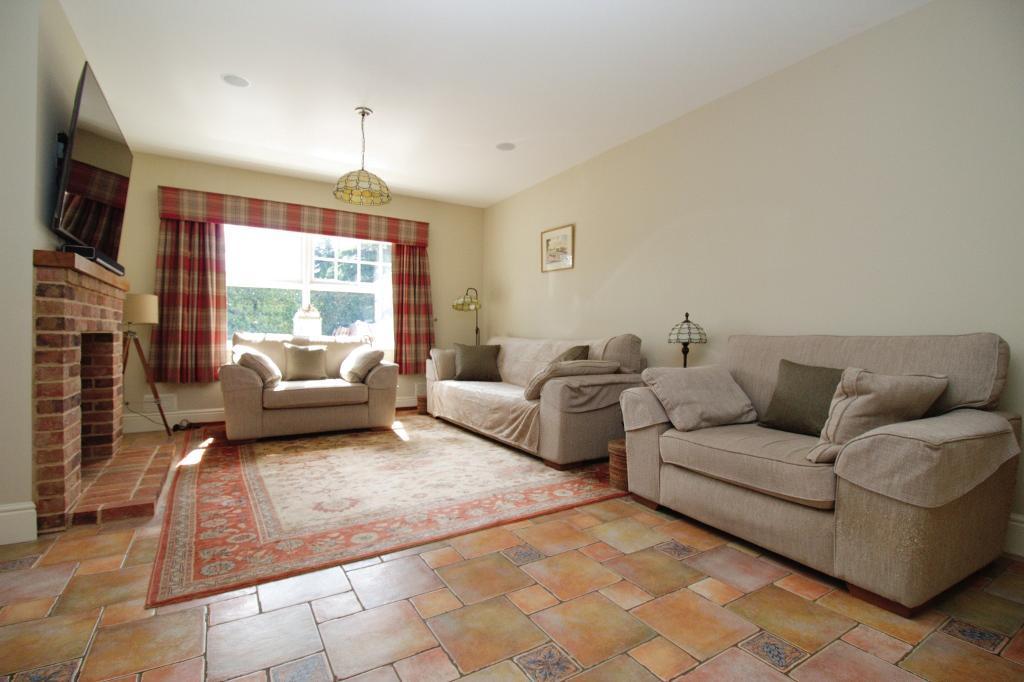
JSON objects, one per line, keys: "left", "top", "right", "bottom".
{"left": 222, "top": 74, "right": 250, "bottom": 88}
{"left": 496, "top": 142, "right": 516, "bottom": 151}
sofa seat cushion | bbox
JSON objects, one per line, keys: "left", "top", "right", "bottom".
{"left": 263, "top": 379, "right": 368, "bottom": 409}
{"left": 431, "top": 380, "right": 540, "bottom": 453}
{"left": 660, "top": 424, "right": 836, "bottom": 509}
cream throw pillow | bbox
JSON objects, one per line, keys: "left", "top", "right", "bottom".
{"left": 523, "top": 360, "right": 619, "bottom": 400}
{"left": 807, "top": 368, "right": 948, "bottom": 463}
{"left": 340, "top": 345, "right": 385, "bottom": 383}
{"left": 234, "top": 346, "right": 282, "bottom": 387}
{"left": 643, "top": 366, "right": 757, "bottom": 432}
{"left": 283, "top": 343, "right": 328, "bottom": 380}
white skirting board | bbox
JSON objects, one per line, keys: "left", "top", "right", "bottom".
{"left": 1006, "top": 513, "right": 1024, "bottom": 557}
{"left": 123, "top": 396, "right": 418, "bottom": 433}
{"left": 0, "top": 502, "right": 37, "bottom": 545}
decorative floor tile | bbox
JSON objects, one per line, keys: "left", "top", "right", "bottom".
{"left": 437, "top": 553, "right": 534, "bottom": 605}
{"left": 207, "top": 604, "right": 322, "bottom": 682}
{"left": 502, "top": 545, "right": 547, "bottom": 566}
{"left": 52, "top": 564, "right": 150, "bottom": 615}
{"left": 629, "top": 636, "right": 697, "bottom": 679}
{"left": 507, "top": 585, "right": 559, "bottom": 615}
{"left": 0, "top": 609, "right": 98, "bottom": 676}
{"left": 460, "top": 660, "right": 529, "bottom": 681}
{"left": 521, "top": 551, "right": 620, "bottom": 601}
{"left": 791, "top": 640, "right": 919, "bottom": 681}
{"left": 604, "top": 548, "right": 703, "bottom": 597}
{"left": 986, "top": 571, "right": 1024, "bottom": 606}
{"left": 728, "top": 585, "right": 855, "bottom": 653}
{"left": 322, "top": 601, "right": 437, "bottom": 679}
{"left": 140, "top": 656, "right": 204, "bottom": 681}
{"left": 269, "top": 652, "right": 332, "bottom": 682}
{"left": 393, "top": 647, "right": 459, "bottom": 682}
{"left": 448, "top": 528, "right": 523, "bottom": 560}
{"left": 80, "top": 608, "right": 205, "bottom": 682}
{"left": 774, "top": 573, "right": 832, "bottom": 601}
{"left": 633, "top": 589, "right": 758, "bottom": 661}
{"left": 421, "top": 547, "right": 464, "bottom": 569}
{"left": 679, "top": 648, "right": 787, "bottom": 682}
{"left": 513, "top": 643, "right": 580, "bottom": 681}
{"left": 10, "top": 659, "right": 80, "bottom": 682}
{"left": 817, "top": 589, "right": 945, "bottom": 645}
{"left": 587, "top": 518, "right": 668, "bottom": 554}
{"left": 658, "top": 520, "right": 725, "bottom": 551}
{"left": 689, "top": 577, "right": 744, "bottom": 605}
{"left": 350, "top": 557, "right": 443, "bottom": 609}
{"left": 0, "top": 598, "right": 53, "bottom": 626}
{"left": 599, "top": 581, "right": 653, "bottom": 610}
{"left": 653, "top": 540, "right": 698, "bottom": 560}
{"left": 685, "top": 546, "right": 787, "bottom": 593}
{"left": 531, "top": 592, "right": 654, "bottom": 667}
{"left": 577, "top": 542, "right": 622, "bottom": 563}
{"left": 941, "top": 618, "right": 1008, "bottom": 653}
{"left": 514, "top": 521, "right": 595, "bottom": 556}
{"left": 257, "top": 566, "right": 351, "bottom": 612}
{"left": 410, "top": 589, "right": 463, "bottom": 619}
{"left": 840, "top": 624, "right": 912, "bottom": 664}
{"left": 740, "top": 631, "right": 807, "bottom": 671}
{"left": 208, "top": 593, "right": 261, "bottom": 626}
{"left": 901, "top": 632, "right": 1024, "bottom": 681}
{"left": 0, "top": 564, "right": 76, "bottom": 607}
{"left": 936, "top": 588, "right": 1024, "bottom": 636}
{"left": 427, "top": 597, "right": 547, "bottom": 674}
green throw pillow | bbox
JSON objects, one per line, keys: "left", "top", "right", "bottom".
{"left": 759, "top": 359, "right": 843, "bottom": 436}
{"left": 454, "top": 344, "right": 502, "bottom": 381}
{"left": 553, "top": 345, "right": 589, "bottom": 362}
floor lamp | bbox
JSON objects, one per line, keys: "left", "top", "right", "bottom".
{"left": 122, "top": 293, "right": 172, "bottom": 436}
{"left": 452, "top": 287, "right": 482, "bottom": 345}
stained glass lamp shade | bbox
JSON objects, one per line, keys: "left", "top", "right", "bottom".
{"left": 334, "top": 107, "right": 391, "bottom": 206}
{"left": 452, "top": 287, "right": 482, "bottom": 345}
{"left": 668, "top": 312, "right": 707, "bottom": 367}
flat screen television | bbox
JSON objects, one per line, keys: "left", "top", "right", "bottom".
{"left": 52, "top": 62, "right": 132, "bottom": 275}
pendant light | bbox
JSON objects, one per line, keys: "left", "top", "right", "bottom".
{"left": 333, "top": 106, "right": 391, "bottom": 205}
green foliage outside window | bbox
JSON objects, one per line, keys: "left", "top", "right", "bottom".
{"left": 227, "top": 286, "right": 375, "bottom": 338}
{"left": 311, "top": 290, "right": 375, "bottom": 335}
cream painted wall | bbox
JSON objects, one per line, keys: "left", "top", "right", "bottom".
{"left": 483, "top": 0, "right": 1024, "bottom": 515}
{"left": 118, "top": 153, "right": 484, "bottom": 422}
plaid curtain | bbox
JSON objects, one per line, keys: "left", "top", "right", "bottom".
{"left": 392, "top": 244, "right": 434, "bottom": 375}
{"left": 151, "top": 219, "right": 227, "bottom": 383}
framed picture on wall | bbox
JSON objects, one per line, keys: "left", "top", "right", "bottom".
{"left": 541, "top": 224, "right": 575, "bottom": 272}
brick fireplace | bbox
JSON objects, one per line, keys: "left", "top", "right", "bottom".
{"left": 33, "top": 250, "right": 128, "bottom": 531}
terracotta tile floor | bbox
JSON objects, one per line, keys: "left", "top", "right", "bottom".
{"left": 73, "top": 435, "right": 176, "bottom": 525}
{"left": 3, "top": 430, "right": 1024, "bottom": 679}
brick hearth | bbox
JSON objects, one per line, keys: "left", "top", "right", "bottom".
{"left": 33, "top": 250, "right": 128, "bottom": 531}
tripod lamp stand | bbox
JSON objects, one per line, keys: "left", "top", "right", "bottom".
{"left": 122, "top": 293, "right": 171, "bottom": 436}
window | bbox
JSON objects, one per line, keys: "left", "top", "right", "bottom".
{"left": 225, "top": 225, "right": 393, "bottom": 347}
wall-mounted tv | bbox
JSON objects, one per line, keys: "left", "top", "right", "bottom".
{"left": 52, "top": 62, "right": 132, "bottom": 276}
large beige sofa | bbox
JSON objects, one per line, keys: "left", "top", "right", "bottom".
{"left": 427, "top": 335, "right": 645, "bottom": 466}
{"left": 622, "top": 333, "right": 1020, "bottom": 610}
{"left": 220, "top": 333, "right": 398, "bottom": 441}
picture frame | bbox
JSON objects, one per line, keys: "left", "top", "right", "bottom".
{"left": 540, "top": 223, "right": 575, "bottom": 272}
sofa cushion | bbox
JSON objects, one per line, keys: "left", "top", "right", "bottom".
{"left": 643, "top": 366, "right": 757, "bottom": 432}
{"left": 660, "top": 424, "right": 836, "bottom": 509}
{"left": 263, "top": 379, "right": 368, "bottom": 409}
{"left": 523, "top": 360, "right": 619, "bottom": 400}
{"left": 431, "top": 380, "right": 540, "bottom": 453}
{"left": 490, "top": 334, "right": 643, "bottom": 387}
{"left": 454, "top": 343, "right": 502, "bottom": 381}
{"left": 233, "top": 332, "right": 365, "bottom": 377}
{"left": 554, "top": 345, "right": 590, "bottom": 362}
{"left": 234, "top": 346, "right": 282, "bottom": 388}
{"left": 284, "top": 343, "right": 328, "bottom": 380}
{"left": 340, "top": 345, "right": 384, "bottom": 382}
{"left": 759, "top": 360, "right": 843, "bottom": 436}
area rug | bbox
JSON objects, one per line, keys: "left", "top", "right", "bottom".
{"left": 148, "top": 415, "right": 624, "bottom": 606}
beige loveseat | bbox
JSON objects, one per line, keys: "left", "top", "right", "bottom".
{"left": 427, "top": 335, "right": 645, "bottom": 467}
{"left": 220, "top": 333, "right": 398, "bottom": 441}
{"left": 622, "top": 333, "right": 1020, "bottom": 610}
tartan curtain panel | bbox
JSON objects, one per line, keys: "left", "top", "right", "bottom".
{"left": 392, "top": 244, "right": 435, "bottom": 375}
{"left": 151, "top": 219, "right": 227, "bottom": 383}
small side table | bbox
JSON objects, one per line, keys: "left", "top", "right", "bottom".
{"left": 608, "top": 438, "right": 628, "bottom": 491}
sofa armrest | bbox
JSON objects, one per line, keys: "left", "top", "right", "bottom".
{"left": 835, "top": 409, "right": 1021, "bottom": 508}
{"left": 220, "top": 363, "right": 263, "bottom": 391}
{"left": 620, "top": 386, "right": 670, "bottom": 431}
{"left": 365, "top": 362, "right": 399, "bottom": 389}
{"left": 429, "top": 348, "right": 456, "bottom": 381}
{"left": 540, "top": 374, "right": 644, "bottom": 413}
{"left": 219, "top": 364, "right": 264, "bottom": 441}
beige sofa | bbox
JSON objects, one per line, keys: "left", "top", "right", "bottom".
{"left": 427, "top": 335, "right": 645, "bottom": 467}
{"left": 622, "top": 333, "right": 1020, "bottom": 610}
{"left": 220, "top": 333, "right": 398, "bottom": 441}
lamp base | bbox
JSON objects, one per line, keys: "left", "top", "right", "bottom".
{"left": 682, "top": 343, "right": 690, "bottom": 368}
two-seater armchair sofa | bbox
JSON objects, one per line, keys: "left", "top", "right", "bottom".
{"left": 220, "top": 333, "right": 398, "bottom": 441}
{"left": 427, "top": 335, "right": 645, "bottom": 467}
{"left": 621, "top": 333, "right": 1020, "bottom": 611}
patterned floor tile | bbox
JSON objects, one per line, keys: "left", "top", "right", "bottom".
{"left": 10, "top": 659, "right": 81, "bottom": 682}
{"left": 39, "top": 531, "right": 133, "bottom": 566}
{"left": 269, "top": 652, "right": 332, "bottom": 682}
{"left": 80, "top": 608, "right": 205, "bottom": 682}
{"left": 817, "top": 589, "right": 945, "bottom": 645}
{"left": 257, "top": 566, "right": 351, "bottom": 611}
{"left": 739, "top": 631, "right": 807, "bottom": 671}
{"left": 604, "top": 548, "right": 703, "bottom": 597}
{"left": 936, "top": 588, "right": 1024, "bottom": 636}
{"left": 587, "top": 518, "right": 668, "bottom": 554}
{"left": 349, "top": 556, "right": 443, "bottom": 609}
{"left": 521, "top": 551, "right": 620, "bottom": 601}
{"left": 531, "top": 592, "right": 655, "bottom": 667}
{"left": 728, "top": 585, "right": 855, "bottom": 652}
{"left": 901, "top": 633, "right": 1024, "bottom": 681}
{"left": 688, "top": 577, "right": 744, "bottom": 605}
{"left": 0, "top": 563, "right": 76, "bottom": 607}
{"left": 507, "top": 585, "right": 559, "bottom": 615}
{"left": 140, "top": 656, "right": 204, "bottom": 681}
{"left": 840, "top": 624, "right": 912, "bottom": 664}
{"left": 0, "top": 609, "right": 98, "bottom": 676}
{"left": 633, "top": 589, "right": 758, "bottom": 661}
{"left": 658, "top": 520, "right": 726, "bottom": 551}
{"left": 0, "top": 598, "right": 54, "bottom": 626}
{"left": 52, "top": 564, "right": 150, "bottom": 615}
{"left": 577, "top": 542, "right": 622, "bottom": 563}
{"left": 502, "top": 545, "right": 547, "bottom": 566}
{"left": 599, "top": 581, "right": 653, "bottom": 610}
{"left": 209, "top": 593, "right": 261, "bottom": 625}
{"left": 986, "top": 571, "right": 1024, "bottom": 606}
{"left": 774, "top": 573, "right": 832, "bottom": 601}
{"left": 207, "top": 604, "right": 322, "bottom": 681}
{"left": 685, "top": 546, "right": 787, "bottom": 593}
{"left": 459, "top": 660, "right": 529, "bottom": 681}
{"left": 427, "top": 597, "right": 547, "bottom": 674}
{"left": 437, "top": 553, "right": 534, "bottom": 604}
{"left": 941, "top": 618, "right": 1008, "bottom": 653}
{"left": 629, "top": 636, "right": 697, "bottom": 679}
{"left": 448, "top": 528, "right": 523, "bottom": 560}
{"left": 393, "top": 647, "right": 459, "bottom": 682}
{"left": 683, "top": 648, "right": 788, "bottom": 682}
{"left": 321, "top": 600, "right": 436, "bottom": 679}
{"left": 410, "top": 588, "right": 463, "bottom": 619}
{"left": 421, "top": 547, "right": 464, "bottom": 569}
{"left": 792, "top": 641, "right": 919, "bottom": 681}
{"left": 514, "top": 521, "right": 595, "bottom": 557}
{"left": 653, "top": 540, "right": 698, "bottom": 560}
{"left": 513, "top": 643, "right": 580, "bottom": 681}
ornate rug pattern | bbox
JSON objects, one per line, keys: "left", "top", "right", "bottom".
{"left": 148, "top": 416, "right": 623, "bottom": 606}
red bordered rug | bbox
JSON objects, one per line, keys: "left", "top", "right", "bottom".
{"left": 147, "top": 415, "right": 624, "bottom": 607}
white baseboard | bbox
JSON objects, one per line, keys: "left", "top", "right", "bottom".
{"left": 0, "top": 502, "right": 37, "bottom": 545}
{"left": 396, "top": 396, "right": 416, "bottom": 408}
{"left": 1006, "top": 513, "right": 1024, "bottom": 557}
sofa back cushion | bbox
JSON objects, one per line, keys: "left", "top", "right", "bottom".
{"left": 490, "top": 334, "right": 643, "bottom": 387}
{"left": 725, "top": 333, "right": 1009, "bottom": 417}
{"left": 233, "top": 332, "right": 365, "bottom": 377}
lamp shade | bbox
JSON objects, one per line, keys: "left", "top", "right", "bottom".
{"left": 668, "top": 312, "right": 707, "bottom": 345}
{"left": 124, "top": 294, "right": 159, "bottom": 325}
{"left": 452, "top": 288, "right": 481, "bottom": 312}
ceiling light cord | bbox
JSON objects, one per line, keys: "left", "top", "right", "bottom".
{"left": 360, "top": 109, "right": 366, "bottom": 170}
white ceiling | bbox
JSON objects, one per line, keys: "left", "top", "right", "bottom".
{"left": 60, "top": 0, "right": 928, "bottom": 208}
